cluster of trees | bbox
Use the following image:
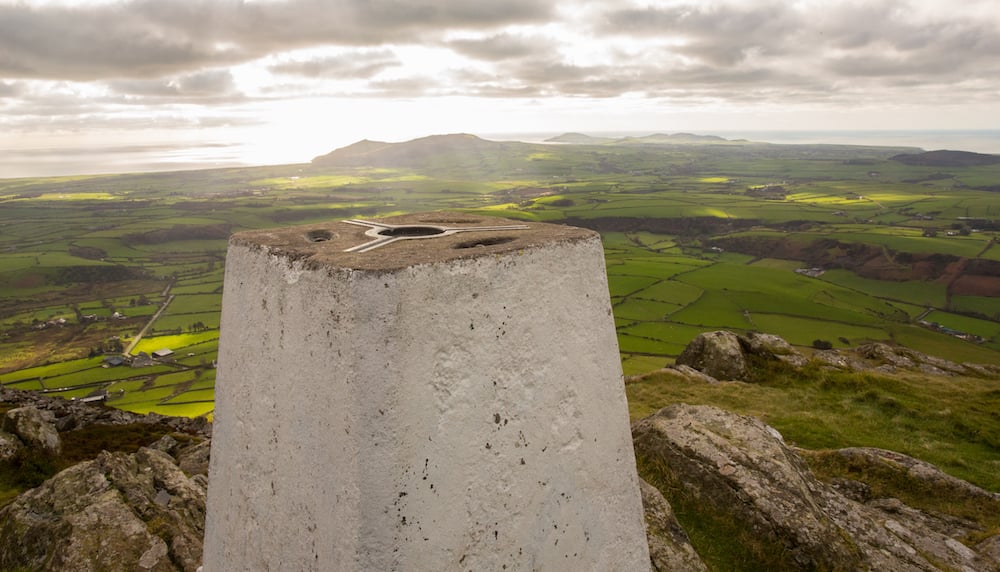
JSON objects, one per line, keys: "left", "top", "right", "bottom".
{"left": 129, "top": 294, "right": 151, "bottom": 307}
{"left": 88, "top": 337, "right": 124, "bottom": 356}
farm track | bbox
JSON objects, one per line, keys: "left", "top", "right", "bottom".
{"left": 124, "top": 286, "right": 175, "bottom": 356}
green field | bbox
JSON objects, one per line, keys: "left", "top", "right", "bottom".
{"left": 1, "top": 136, "right": 998, "bottom": 410}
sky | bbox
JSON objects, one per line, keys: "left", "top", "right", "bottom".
{"left": 2, "top": 0, "right": 1000, "bottom": 177}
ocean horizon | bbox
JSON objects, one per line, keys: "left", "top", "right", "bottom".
{"left": 2, "top": 129, "right": 998, "bottom": 180}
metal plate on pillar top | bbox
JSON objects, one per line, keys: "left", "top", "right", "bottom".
{"left": 228, "top": 212, "right": 598, "bottom": 271}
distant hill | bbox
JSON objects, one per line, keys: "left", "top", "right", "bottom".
{"left": 619, "top": 133, "right": 731, "bottom": 144}
{"left": 545, "top": 132, "right": 736, "bottom": 146}
{"left": 890, "top": 149, "right": 1000, "bottom": 167}
{"left": 312, "top": 133, "right": 521, "bottom": 167}
{"left": 544, "top": 133, "right": 616, "bottom": 144}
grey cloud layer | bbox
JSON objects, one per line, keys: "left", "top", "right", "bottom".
{"left": 599, "top": 1, "right": 1000, "bottom": 83}
{"left": 269, "top": 51, "right": 401, "bottom": 79}
{"left": 0, "top": 0, "right": 552, "bottom": 80}
{"left": 109, "top": 70, "right": 240, "bottom": 100}
{"left": 1, "top": 0, "right": 997, "bottom": 111}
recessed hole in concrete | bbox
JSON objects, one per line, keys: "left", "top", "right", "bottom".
{"left": 377, "top": 226, "right": 446, "bottom": 237}
{"left": 454, "top": 236, "right": 516, "bottom": 249}
{"left": 306, "top": 230, "right": 334, "bottom": 243}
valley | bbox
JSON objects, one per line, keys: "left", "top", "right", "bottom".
{"left": 0, "top": 133, "right": 998, "bottom": 418}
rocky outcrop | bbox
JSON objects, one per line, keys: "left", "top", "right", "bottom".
{"left": 741, "top": 331, "right": 795, "bottom": 357}
{"left": 632, "top": 404, "right": 998, "bottom": 571}
{"left": 675, "top": 331, "right": 749, "bottom": 381}
{"left": 4, "top": 340, "right": 999, "bottom": 571}
{"left": 0, "top": 388, "right": 211, "bottom": 436}
{"left": 812, "top": 447, "right": 1000, "bottom": 507}
{"left": 3, "top": 406, "right": 62, "bottom": 456}
{"left": 0, "top": 430, "right": 24, "bottom": 462}
{"left": 0, "top": 447, "right": 206, "bottom": 571}
{"left": 668, "top": 331, "right": 1000, "bottom": 382}
{"left": 639, "top": 478, "right": 708, "bottom": 571}
{"left": 855, "top": 342, "right": 999, "bottom": 377}
{"left": 628, "top": 364, "right": 719, "bottom": 385}
{"left": 0, "top": 388, "right": 212, "bottom": 571}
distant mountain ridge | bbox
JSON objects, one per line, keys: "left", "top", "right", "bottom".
{"left": 544, "top": 132, "right": 616, "bottom": 144}
{"left": 312, "top": 132, "right": 930, "bottom": 168}
{"left": 545, "top": 132, "right": 739, "bottom": 145}
{"left": 313, "top": 132, "right": 746, "bottom": 168}
{"left": 890, "top": 149, "right": 1000, "bottom": 167}
{"left": 312, "top": 133, "right": 522, "bottom": 167}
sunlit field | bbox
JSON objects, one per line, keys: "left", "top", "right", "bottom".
{"left": 1, "top": 137, "right": 997, "bottom": 414}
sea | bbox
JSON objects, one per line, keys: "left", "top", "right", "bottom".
{"left": 2, "top": 130, "right": 999, "bottom": 180}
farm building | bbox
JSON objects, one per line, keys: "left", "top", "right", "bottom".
{"left": 131, "top": 352, "right": 155, "bottom": 368}
{"left": 152, "top": 348, "right": 174, "bottom": 359}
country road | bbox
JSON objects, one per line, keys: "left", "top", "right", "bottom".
{"left": 123, "top": 284, "right": 175, "bottom": 356}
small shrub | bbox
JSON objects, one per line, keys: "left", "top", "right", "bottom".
{"left": 61, "top": 422, "right": 172, "bottom": 464}
{"left": 812, "top": 339, "right": 833, "bottom": 350}
{"left": 0, "top": 448, "right": 60, "bottom": 494}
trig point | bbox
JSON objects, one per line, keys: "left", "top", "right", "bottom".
{"left": 203, "top": 212, "right": 650, "bottom": 570}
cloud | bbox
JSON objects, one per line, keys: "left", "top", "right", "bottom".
{"left": 367, "top": 76, "right": 441, "bottom": 97}
{"left": 598, "top": 1, "right": 800, "bottom": 65}
{"left": 446, "top": 33, "right": 557, "bottom": 62}
{"left": 0, "top": 0, "right": 553, "bottom": 81}
{"left": 3, "top": 0, "right": 999, "bottom": 142}
{"left": 0, "top": 81, "right": 24, "bottom": 97}
{"left": 269, "top": 50, "right": 400, "bottom": 79}
{"left": 108, "top": 70, "right": 240, "bottom": 100}
{"left": 586, "top": 0, "right": 1000, "bottom": 102}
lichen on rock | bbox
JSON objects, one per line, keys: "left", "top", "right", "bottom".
{"left": 3, "top": 406, "right": 62, "bottom": 457}
{"left": 0, "top": 447, "right": 205, "bottom": 571}
{"left": 632, "top": 403, "right": 999, "bottom": 571}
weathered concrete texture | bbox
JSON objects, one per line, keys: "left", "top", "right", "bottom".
{"left": 204, "top": 214, "right": 649, "bottom": 570}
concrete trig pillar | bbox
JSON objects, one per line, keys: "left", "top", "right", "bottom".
{"left": 203, "top": 213, "right": 649, "bottom": 570}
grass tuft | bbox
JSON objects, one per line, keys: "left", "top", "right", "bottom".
{"left": 627, "top": 365, "right": 1000, "bottom": 492}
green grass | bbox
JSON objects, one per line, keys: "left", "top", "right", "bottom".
{"left": 889, "top": 325, "right": 1000, "bottom": 364}
{"left": 819, "top": 269, "right": 947, "bottom": 307}
{"left": 951, "top": 295, "right": 1000, "bottom": 320}
{"left": 924, "top": 310, "right": 1000, "bottom": 340}
{"left": 750, "top": 314, "right": 889, "bottom": 347}
{"left": 803, "top": 449, "right": 1000, "bottom": 544}
{"left": 132, "top": 330, "right": 220, "bottom": 354}
{"left": 613, "top": 298, "right": 682, "bottom": 321}
{"left": 631, "top": 280, "right": 704, "bottom": 306}
{"left": 668, "top": 290, "right": 752, "bottom": 329}
{"left": 606, "top": 275, "right": 660, "bottom": 297}
{"left": 621, "top": 354, "right": 668, "bottom": 376}
{"left": 151, "top": 401, "right": 215, "bottom": 418}
{"left": 152, "top": 311, "right": 221, "bottom": 332}
{"left": 636, "top": 453, "right": 802, "bottom": 572}
{"left": 1, "top": 135, "right": 998, "bottom": 421}
{"left": 619, "top": 322, "right": 707, "bottom": 357}
{"left": 627, "top": 365, "right": 1000, "bottom": 492}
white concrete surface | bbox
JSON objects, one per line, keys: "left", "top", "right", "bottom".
{"left": 203, "top": 218, "right": 649, "bottom": 570}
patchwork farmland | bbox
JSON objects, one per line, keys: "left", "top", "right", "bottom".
{"left": 1, "top": 134, "right": 998, "bottom": 417}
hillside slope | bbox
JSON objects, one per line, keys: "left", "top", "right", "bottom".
{"left": 2, "top": 332, "right": 998, "bottom": 570}
{"left": 312, "top": 133, "right": 527, "bottom": 167}
{"left": 891, "top": 149, "right": 1000, "bottom": 167}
